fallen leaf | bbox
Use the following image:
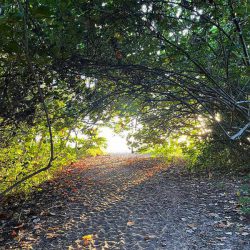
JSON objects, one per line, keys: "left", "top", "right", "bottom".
{"left": 187, "top": 223, "right": 197, "bottom": 230}
{"left": 34, "top": 224, "right": 42, "bottom": 230}
{"left": 82, "top": 234, "right": 93, "bottom": 240}
{"left": 144, "top": 235, "right": 156, "bottom": 241}
{"left": 33, "top": 218, "right": 40, "bottom": 223}
{"left": 11, "top": 230, "right": 17, "bottom": 238}
{"left": 75, "top": 239, "right": 82, "bottom": 244}
{"left": 215, "top": 221, "right": 233, "bottom": 228}
{"left": 57, "top": 230, "right": 65, "bottom": 234}
{"left": 103, "top": 241, "right": 109, "bottom": 248}
{"left": 46, "top": 233, "right": 59, "bottom": 239}
{"left": 13, "top": 223, "right": 25, "bottom": 229}
{"left": 127, "top": 221, "right": 135, "bottom": 226}
{"left": 216, "top": 223, "right": 227, "bottom": 228}
{"left": 241, "top": 232, "right": 249, "bottom": 236}
{"left": 82, "top": 234, "right": 93, "bottom": 246}
{"left": 216, "top": 237, "right": 226, "bottom": 241}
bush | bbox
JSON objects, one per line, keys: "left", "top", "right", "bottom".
{"left": 142, "top": 135, "right": 250, "bottom": 174}
{"left": 0, "top": 124, "right": 107, "bottom": 195}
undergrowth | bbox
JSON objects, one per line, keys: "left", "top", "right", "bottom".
{"left": 0, "top": 124, "right": 106, "bottom": 195}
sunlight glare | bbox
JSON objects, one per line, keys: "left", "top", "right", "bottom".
{"left": 177, "top": 135, "right": 188, "bottom": 143}
{"left": 99, "top": 127, "right": 131, "bottom": 153}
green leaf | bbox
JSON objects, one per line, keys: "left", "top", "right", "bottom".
{"left": 31, "top": 6, "right": 51, "bottom": 18}
{"left": 4, "top": 41, "right": 20, "bottom": 53}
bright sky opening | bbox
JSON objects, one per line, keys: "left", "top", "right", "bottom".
{"left": 99, "top": 127, "right": 131, "bottom": 154}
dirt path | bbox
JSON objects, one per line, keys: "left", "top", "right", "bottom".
{"left": 0, "top": 155, "right": 249, "bottom": 249}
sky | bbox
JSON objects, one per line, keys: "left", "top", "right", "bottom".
{"left": 99, "top": 127, "right": 131, "bottom": 153}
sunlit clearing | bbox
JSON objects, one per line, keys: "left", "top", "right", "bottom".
{"left": 177, "top": 135, "right": 190, "bottom": 146}
{"left": 99, "top": 127, "right": 131, "bottom": 154}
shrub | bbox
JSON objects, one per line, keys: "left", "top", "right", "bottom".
{"left": 0, "top": 124, "right": 107, "bottom": 195}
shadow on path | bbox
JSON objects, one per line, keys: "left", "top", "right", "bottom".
{"left": 0, "top": 155, "right": 249, "bottom": 249}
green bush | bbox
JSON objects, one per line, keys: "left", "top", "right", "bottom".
{"left": 142, "top": 134, "right": 249, "bottom": 174}
{"left": 144, "top": 139, "right": 186, "bottom": 165}
{"left": 0, "top": 124, "right": 107, "bottom": 195}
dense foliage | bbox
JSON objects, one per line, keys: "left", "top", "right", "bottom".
{"left": 0, "top": 111, "right": 107, "bottom": 194}
{"left": 0, "top": 0, "right": 249, "bottom": 195}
